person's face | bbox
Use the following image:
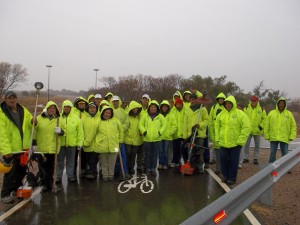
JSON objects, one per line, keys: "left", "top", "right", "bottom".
{"left": 78, "top": 102, "right": 86, "bottom": 109}
{"left": 112, "top": 100, "right": 119, "bottom": 109}
{"left": 89, "top": 97, "right": 95, "bottom": 102}
{"left": 278, "top": 101, "right": 285, "bottom": 111}
{"left": 251, "top": 100, "right": 258, "bottom": 107}
{"left": 106, "top": 96, "right": 112, "bottom": 101}
{"left": 217, "top": 98, "right": 225, "bottom": 105}
{"left": 121, "top": 102, "right": 127, "bottom": 109}
{"left": 149, "top": 105, "right": 157, "bottom": 114}
{"left": 103, "top": 109, "right": 112, "bottom": 120}
{"left": 225, "top": 101, "right": 233, "bottom": 111}
{"left": 161, "top": 105, "right": 168, "bottom": 113}
{"left": 47, "top": 105, "right": 57, "bottom": 116}
{"left": 190, "top": 98, "right": 198, "bottom": 105}
{"left": 94, "top": 98, "right": 102, "bottom": 106}
{"left": 88, "top": 106, "right": 97, "bottom": 114}
{"left": 184, "top": 94, "right": 190, "bottom": 102}
{"left": 175, "top": 103, "right": 183, "bottom": 110}
{"left": 5, "top": 95, "right": 17, "bottom": 109}
{"left": 131, "top": 108, "right": 139, "bottom": 114}
{"left": 64, "top": 106, "right": 71, "bottom": 115}
{"left": 141, "top": 97, "right": 149, "bottom": 106}
{"left": 174, "top": 95, "right": 180, "bottom": 100}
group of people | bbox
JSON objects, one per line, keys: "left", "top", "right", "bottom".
{"left": 0, "top": 89, "right": 297, "bottom": 204}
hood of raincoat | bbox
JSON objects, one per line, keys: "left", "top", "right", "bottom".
{"left": 128, "top": 101, "right": 142, "bottom": 116}
{"left": 100, "top": 105, "right": 114, "bottom": 120}
{"left": 41, "top": 101, "right": 60, "bottom": 118}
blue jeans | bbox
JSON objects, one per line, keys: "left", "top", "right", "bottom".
{"left": 220, "top": 146, "right": 241, "bottom": 182}
{"left": 144, "top": 141, "right": 160, "bottom": 171}
{"left": 269, "top": 141, "right": 289, "bottom": 163}
{"left": 244, "top": 134, "right": 261, "bottom": 160}
{"left": 159, "top": 140, "right": 170, "bottom": 166}
{"left": 57, "top": 146, "right": 76, "bottom": 179}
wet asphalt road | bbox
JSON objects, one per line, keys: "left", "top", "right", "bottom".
{"left": 2, "top": 137, "right": 299, "bottom": 225}
{"left": 1, "top": 168, "right": 247, "bottom": 225}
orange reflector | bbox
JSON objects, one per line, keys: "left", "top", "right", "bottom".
{"left": 214, "top": 210, "right": 227, "bottom": 224}
{"left": 272, "top": 171, "right": 278, "bottom": 177}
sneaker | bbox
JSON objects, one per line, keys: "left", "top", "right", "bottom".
{"left": 108, "top": 176, "right": 114, "bottom": 181}
{"left": 56, "top": 178, "right": 62, "bottom": 184}
{"left": 151, "top": 170, "right": 157, "bottom": 177}
{"left": 162, "top": 165, "right": 168, "bottom": 170}
{"left": 102, "top": 176, "right": 109, "bottom": 182}
{"left": 41, "top": 185, "right": 50, "bottom": 192}
{"left": 158, "top": 164, "right": 163, "bottom": 170}
{"left": 253, "top": 159, "right": 259, "bottom": 164}
{"left": 1, "top": 195, "right": 14, "bottom": 204}
{"left": 243, "top": 159, "right": 249, "bottom": 163}
{"left": 204, "top": 164, "right": 209, "bottom": 169}
{"left": 226, "top": 180, "right": 236, "bottom": 185}
{"left": 129, "top": 168, "right": 135, "bottom": 175}
{"left": 170, "top": 163, "right": 175, "bottom": 168}
{"left": 209, "top": 159, "right": 216, "bottom": 164}
{"left": 68, "top": 177, "right": 76, "bottom": 182}
{"left": 85, "top": 174, "right": 97, "bottom": 179}
{"left": 238, "top": 164, "right": 242, "bottom": 169}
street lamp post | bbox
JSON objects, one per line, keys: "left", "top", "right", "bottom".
{"left": 94, "top": 69, "right": 99, "bottom": 90}
{"left": 46, "top": 65, "right": 52, "bottom": 101}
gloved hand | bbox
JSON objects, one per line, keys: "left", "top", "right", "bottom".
{"left": 54, "top": 127, "right": 62, "bottom": 134}
{"left": 143, "top": 131, "right": 147, "bottom": 136}
{"left": 258, "top": 125, "right": 263, "bottom": 131}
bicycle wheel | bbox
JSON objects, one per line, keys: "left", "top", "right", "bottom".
{"left": 140, "top": 180, "right": 154, "bottom": 194}
{"left": 118, "top": 180, "right": 132, "bottom": 193}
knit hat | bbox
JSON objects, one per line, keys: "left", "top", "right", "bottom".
{"left": 5, "top": 90, "right": 17, "bottom": 98}
{"left": 174, "top": 98, "right": 183, "bottom": 106}
{"left": 250, "top": 96, "right": 258, "bottom": 101}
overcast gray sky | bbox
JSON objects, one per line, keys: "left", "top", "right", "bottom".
{"left": 1, "top": 0, "right": 299, "bottom": 98}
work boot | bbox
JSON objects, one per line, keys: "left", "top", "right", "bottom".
{"left": 253, "top": 159, "right": 259, "bottom": 164}
{"left": 1, "top": 195, "right": 14, "bottom": 204}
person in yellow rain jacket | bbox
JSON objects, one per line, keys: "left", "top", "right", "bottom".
{"left": 264, "top": 98, "right": 297, "bottom": 163}
{"left": 171, "top": 98, "right": 185, "bottom": 167}
{"left": 242, "top": 95, "right": 266, "bottom": 164}
{"left": 94, "top": 106, "right": 123, "bottom": 181}
{"left": 138, "top": 100, "right": 166, "bottom": 177}
{"left": 182, "top": 93, "right": 209, "bottom": 174}
{"left": 158, "top": 100, "right": 177, "bottom": 170}
{"left": 208, "top": 92, "right": 226, "bottom": 173}
{"left": 215, "top": 95, "right": 250, "bottom": 185}
{"left": 56, "top": 100, "right": 84, "bottom": 183}
{"left": 0, "top": 91, "right": 32, "bottom": 204}
{"left": 34, "top": 101, "right": 64, "bottom": 191}
{"left": 72, "top": 96, "right": 88, "bottom": 177}
{"left": 140, "top": 94, "right": 151, "bottom": 118}
{"left": 124, "top": 101, "right": 143, "bottom": 175}
{"left": 111, "top": 95, "right": 130, "bottom": 179}
{"left": 82, "top": 102, "right": 100, "bottom": 179}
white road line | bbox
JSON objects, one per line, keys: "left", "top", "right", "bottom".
{"left": 206, "top": 168, "right": 262, "bottom": 225}
{"left": 0, "top": 187, "right": 41, "bottom": 222}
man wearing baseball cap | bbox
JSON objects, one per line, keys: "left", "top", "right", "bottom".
{"left": 0, "top": 90, "right": 33, "bottom": 203}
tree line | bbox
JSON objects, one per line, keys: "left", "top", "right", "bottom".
{"left": 1, "top": 61, "right": 299, "bottom": 113}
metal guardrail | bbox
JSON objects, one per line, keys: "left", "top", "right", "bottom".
{"left": 180, "top": 148, "right": 300, "bottom": 225}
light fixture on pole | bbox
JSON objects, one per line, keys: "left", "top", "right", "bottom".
{"left": 94, "top": 68, "right": 99, "bottom": 90}
{"left": 46, "top": 65, "right": 52, "bottom": 101}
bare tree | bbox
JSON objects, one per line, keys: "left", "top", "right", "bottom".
{"left": 0, "top": 62, "right": 28, "bottom": 98}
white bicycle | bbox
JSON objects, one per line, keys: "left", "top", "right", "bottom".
{"left": 118, "top": 174, "right": 154, "bottom": 194}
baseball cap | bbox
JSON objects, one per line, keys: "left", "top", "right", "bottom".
{"left": 142, "top": 94, "right": 150, "bottom": 100}
{"left": 250, "top": 96, "right": 258, "bottom": 101}
{"left": 112, "top": 96, "right": 120, "bottom": 101}
{"left": 95, "top": 94, "right": 102, "bottom": 99}
{"left": 5, "top": 90, "right": 17, "bottom": 98}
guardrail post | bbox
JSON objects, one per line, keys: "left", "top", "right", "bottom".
{"left": 259, "top": 163, "right": 272, "bottom": 206}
